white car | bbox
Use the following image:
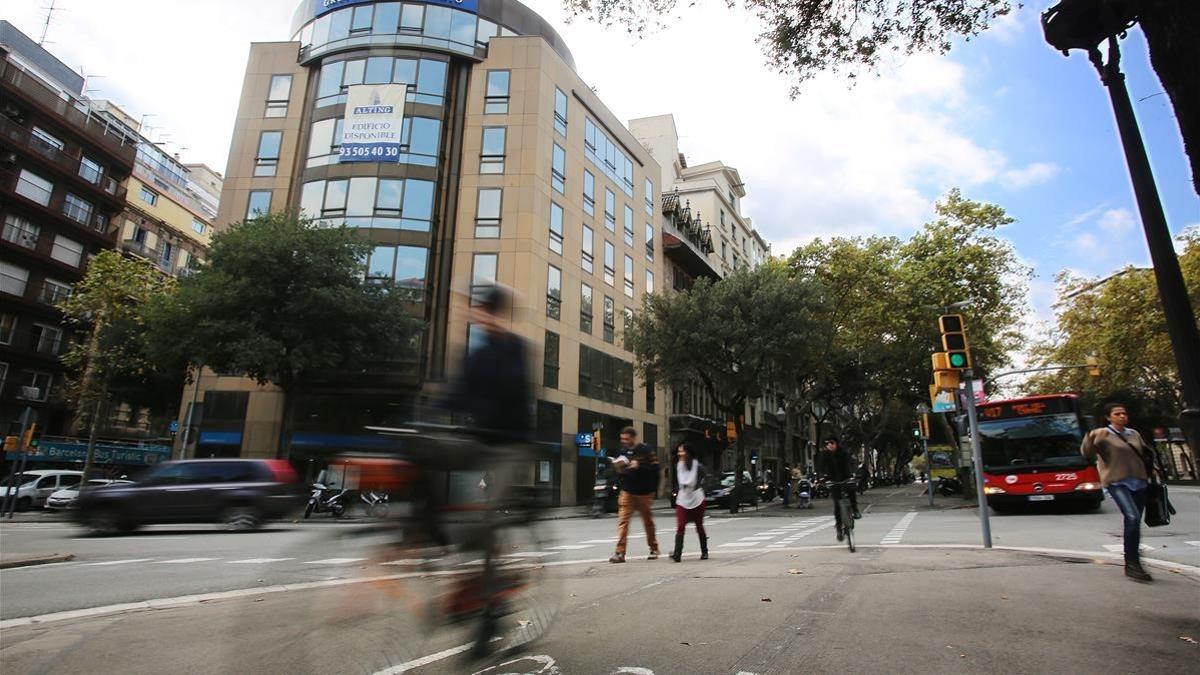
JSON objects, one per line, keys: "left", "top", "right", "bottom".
{"left": 2, "top": 470, "right": 84, "bottom": 510}
{"left": 45, "top": 479, "right": 132, "bottom": 511}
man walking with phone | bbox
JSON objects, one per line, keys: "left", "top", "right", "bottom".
{"left": 609, "top": 427, "right": 660, "bottom": 563}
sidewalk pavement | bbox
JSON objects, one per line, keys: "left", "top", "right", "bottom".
{"left": 1, "top": 546, "right": 1195, "bottom": 673}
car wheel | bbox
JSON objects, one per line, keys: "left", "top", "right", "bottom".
{"left": 303, "top": 501, "right": 315, "bottom": 519}
{"left": 86, "top": 508, "right": 125, "bottom": 536}
{"left": 223, "top": 505, "right": 261, "bottom": 531}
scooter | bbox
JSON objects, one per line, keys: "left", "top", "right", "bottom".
{"left": 360, "top": 490, "right": 389, "bottom": 518}
{"left": 812, "top": 478, "right": 831, "bottom": 500}
{"left": 936, "top": 476, "right": 963, "bottom": 496}
{"left": 305, "top": 483, "right": 347, "bottom": 518}
{"left": 794, "top": 477, "right": 814, "bottom": 509}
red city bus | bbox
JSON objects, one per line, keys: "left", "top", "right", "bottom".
{"left": 973, "top": 393, "right": 1104, "bottom": 512}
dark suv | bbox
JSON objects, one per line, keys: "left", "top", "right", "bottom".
{"left": 75, "top": 459, "right": 301, "bottom": 534}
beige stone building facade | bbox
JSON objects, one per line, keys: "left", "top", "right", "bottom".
{"left": 182, "top": 0, "right": 668, "bottom": 506}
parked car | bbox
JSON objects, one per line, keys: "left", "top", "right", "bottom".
{"left": 45, "top": 479, "right": 132, "bottom": 511}
{"left": 2, "top": 470, "right": 83, "bottom": 510}
{"left": 705, "top": 471, "right": 759, "bottom": 509}
{"left": 74, "top": 459, "right": 302, "bottom": 534}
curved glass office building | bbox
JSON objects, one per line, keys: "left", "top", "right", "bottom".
{"left": 195, "top": 0, "right": 667, "bottom": 505}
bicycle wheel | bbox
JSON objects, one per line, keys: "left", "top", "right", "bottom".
{"left": 838, "top": 498, "right": 855, "bottom": 552}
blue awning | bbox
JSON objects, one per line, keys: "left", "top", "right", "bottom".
{"left": 198, "top": 431, "right": 243, "bottom": 446}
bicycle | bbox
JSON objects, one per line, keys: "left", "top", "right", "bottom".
{"left": 829, "top": 479, "right": 858, "bottom": 553}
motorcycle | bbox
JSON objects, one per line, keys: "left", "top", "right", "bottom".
{"left": 793, "top": 477, "right": 814, "bottom": 509}
{"left": 812, "top": 478, "right": 831, "bottom": 500}
{"left": 757, "top": 481, "right": 777, "bottom": 502}
{"left": 936, "top": 476, "right": 963, "bottom": 497}
{"left": 305, "top": 482, "right": 347, "bottom": 518}
{"left": 360, "top": 489, "right": 389, "bottom": 518}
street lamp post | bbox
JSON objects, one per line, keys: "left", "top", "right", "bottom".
{"left": 1043, "top": 0, "right": 1200, "bottom": 457}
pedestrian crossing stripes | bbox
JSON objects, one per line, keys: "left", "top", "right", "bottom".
{"left": 1101, "top": 544, "right": 1153, "bottom": 553}
{"left": 157, "top": 558, "right": 218, "bottom": 564}
{"left": 880, "top": 512, "right": 917, "bottom": 544}
{"left": 305, "top": 558, "right": 366, "bottom": 565}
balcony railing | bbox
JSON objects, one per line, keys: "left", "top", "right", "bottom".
{"left": 2, "top": 170, "right": 114, "bottom": 237}
{"left": 0, "top": 115, "right": 127, "bottom": 202}
{"left": 0, "top": 61, "right": 137, "bottom": 165}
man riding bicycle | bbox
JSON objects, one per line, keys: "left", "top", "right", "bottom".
{"left": 816, "top": 436, "right": 861, "bottom": 540}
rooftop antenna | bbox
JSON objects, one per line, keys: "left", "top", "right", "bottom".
{"left": 38, "top": 0, "right": 61, "bottom": 46}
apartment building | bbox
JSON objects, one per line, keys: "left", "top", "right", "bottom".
{"left": 0, "top": 24, "right": 137, "bottom": 437}
{"left": 186, "top": 0, "right": 668, "bottom": 505}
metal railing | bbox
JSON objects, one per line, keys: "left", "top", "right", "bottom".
{"left": 0, "top": 116, "right": 127, "bottom": 201}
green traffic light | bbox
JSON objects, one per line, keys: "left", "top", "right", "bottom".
{"left": 949, "top": 352, "right": 968, "bottom": 368}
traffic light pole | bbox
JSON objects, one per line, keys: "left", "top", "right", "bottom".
{"left": 3, "top": 406, "right": 34, "bottom": 520}
{"left": 923, "top": 436, "right": 933, "bottom": 508}
{"left": 962, "top": 373, "right": 992, "bottom": 548}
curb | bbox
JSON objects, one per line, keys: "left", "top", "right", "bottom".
{"left": 0, "top": 553, "right": 75, "bottom": 570}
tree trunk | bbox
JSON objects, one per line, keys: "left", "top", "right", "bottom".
{"left": 1139, "top": 0, "right": 1200, "bottom": 196}
{"left": 730, "top": 415, "right": 747, "bottom": 514}
{"left": 79, "top": 381, "right": 107, "bottom": 487}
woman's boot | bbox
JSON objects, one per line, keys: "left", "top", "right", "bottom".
{"left": 699, "top": 534, "right": 709, "bottom": 560}
{"left": 671, "top": 533, "right": 684, "bottom": 562}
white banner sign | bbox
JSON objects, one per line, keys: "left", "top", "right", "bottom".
{"left": 339, "top": 84, "right": 406, "bottom": 163}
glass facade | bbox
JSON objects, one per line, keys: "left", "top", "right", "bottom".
{"left": 297, "top": 2, "right": 503, "bottom": 61}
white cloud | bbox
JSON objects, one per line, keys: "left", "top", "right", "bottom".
{"left": 1097, "top": 208, "right": 1136, "bottom": 234}
{"left": 983, "top": 7, "right": 1029, "bottom": 44}
{"left": 1000, "top": 161, "right": 1060, "bottom": 189}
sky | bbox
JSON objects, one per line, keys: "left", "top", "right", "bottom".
{"left": 5, "top": 0, "right": 1198, "bottom": 335}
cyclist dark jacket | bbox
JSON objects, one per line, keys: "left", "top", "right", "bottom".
{"left": 448, "top": 331, "right": 531, "bottom": 441}
{"left": 816, "top": 447, "right": 855, "bottom": 482}
{"left": 616, "top": 443, "right": 659, "bottom": 495}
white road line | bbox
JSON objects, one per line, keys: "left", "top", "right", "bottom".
{"left": 739, "top": 536, "right": 776, "bottom": 541}
{"left": 880, "top": 512, "right": 918, "bottom": 544}
{"left": 380, "top": 559, "right": 437, "bottom": 566}
{"left": 502, "top": 551, "right": 559, "bottom": 558}
{"left": 1185, "top": 541, "right": 1200, "bottom": 548}
{"left": 82, "top": 558, "right": 155, "bottom": 566}
{"left": 579, "top": 539, "right": 617, "bottom": 544}
{"left": 1101, "top": 544, "right": 1154, "bottom": 553}
{"left": 548, "top": 544, "right": 594, "bottom": 550}
{"left": 718, "top": 542, "right": 758, "bottom": 548}
{"left": 306, "top": 558, "right": 367, "bottom": 565}
{"left": 371, "top": 637, "right": 502, "bottom": 675}
{"left": 157, "top": 558, "right": 218, "bottom": 564}
{"left": 228, "top": 558, "right": 293, "bottom": 564}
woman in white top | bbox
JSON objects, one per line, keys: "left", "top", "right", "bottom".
{"left": 670, "top": 443, "right": 708, "bottom": 562}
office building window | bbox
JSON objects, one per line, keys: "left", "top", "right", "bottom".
{"left": 31, "top": 126, "right": 64, "bottom": 151}
{"left": 16, "top": 169, "right": 53, "bottom": 206}
{"left": 21, "top": 371, "right": 52, "bottom": 402}
{"left": 646, "top": 269, "right": 654, "bottom": 294}
{"left": 549, "top": 202, "right": 564, "bottom": 255}
{"left": 366, "top": 244, "right": 428, "bottom": 299}
{"left": 2, "top": 215, "right": 39, "bottom": 249}
{"left": 79, "top": 156, "right": 104, "bottom": 185}
{"left": 603, "top": 242, "right": 615, "bottom": 286}
{"left": 551, "top": 143, "right": 566, "bottom": 194}
{"left": 578, "top": 344, "right": 634, "bottom": 406}
{"left": 192, "top": 219, "right": 206, "bottom": 235}
{"left": 50, "top": 235, "right": 84, "bottom": 267}
{"left": 644, "top": 178, "right": 654, "bottom": 216}
{"left": 0, "top": 313, "right": 14, "bottom": 345}
{"left": 581, "top": 224, "right": 594, "bottom": 274}
{"left": 470, "top": 253, "right": 498, "bottom": 305}
{"left": 484, "top": 70, "right": 509, "bottom": 113}
{"left": 645, "top": 223, "right": 654, "bottom": 261}
{"left": 475, "top": 188, "right": 501, "bottom": 238}
{"left": 604, "top": 189, "right": 615, "bottom": 232}
{"left": 247, "top": 190, "right": 272, "bottom": 219}
{"left": 582, "top": 170, "right": 595, "bottom": 217}
{"left": 623, "top": 254, "right": 634, "bottom": 297}
{"left": 622, "top": 308, "right": 634, "bottom": 351}
{"left": 583, "top": 118, "right": 635, "bottom": 197}
{"left": 580, "top": 282, "right": 593, "bottom": 333}
{"left": 603, "top": 296, "right": 615, "bottom": 343}
{"left": 546, "top": 265, "right": 562, "bottom": 319}
{"left": 543, "top": 330, "right": 559, "bottom": 389}
{"left": 139, "top": 186, "right": 159, "bottom": 206}
{"left": 623, "top": 205, "right": 634, "bottom": 246}
{"left": 62, "top": 193, "right": 93, "bottom": 225}
{"left": 255, "top": 131, "right": 283, "bottom": 176}
{"left": 480, "top": 127, "right": 505, "bottom": 173}
{"left": 0, "top": 262, "right": 29, "bottom": 297}
{"left": 299, "top": 179, "right": 432, "bottom": 230}
{"left": 554, "top": 87, "right": 568, "bottom": 136}
{"left": 265, "top": 74, "right": 293, "bottom": 117}
{"left": 30, "top": 323, "right": 63, "bottom": 355}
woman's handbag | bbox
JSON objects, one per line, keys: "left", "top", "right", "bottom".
{"left": 1144, "top": 480, "right": 1176, "bottom": 527}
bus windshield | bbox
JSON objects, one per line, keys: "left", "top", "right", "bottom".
{"left": 979, "top": 412, "right": 1089, "bottom": 470}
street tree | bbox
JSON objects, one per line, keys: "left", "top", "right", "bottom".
{"left": 625, "top": 261, "right": 826, "bottom": 512}
{"left": 1029, "top": 228, "right": 1200, "bottom": 428}
{"left": 564, "top": 0, "right": 1200, "bottom": 195}
{"left": 59, "top": 250, "right": 177, "bottom": 486}
{"left": 149, "top": 211, "right": 423, "bottom": 459}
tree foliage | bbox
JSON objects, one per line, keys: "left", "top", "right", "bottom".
{"left": 626, "top": 261, "right": 826, "bottom": 509}
{"left": 1028, "top": 229, "right": 1200, "bottom": 427}
{"left": 787, "top": 189, "right": 1030, "bottom": 471}
{"left": 149, "top": 211, "right": 423, "bottom": 457}
{"left": 565, "top": 0, "right": 1199, "bottom": 194}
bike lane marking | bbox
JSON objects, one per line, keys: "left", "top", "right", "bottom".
{"left": 879, "top": 512, "right": 917, "bottom": 544}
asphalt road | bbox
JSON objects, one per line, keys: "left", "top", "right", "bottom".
{"left": 2, "top": 483, "right": 1197, "bottom": 622}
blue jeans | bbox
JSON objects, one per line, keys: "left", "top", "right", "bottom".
{"left": 1107, "top": 484, "right": 1146, "bottom": 563}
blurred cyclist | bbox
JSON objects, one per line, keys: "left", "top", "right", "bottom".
{"left": 448, "top": 284, "right": 531, "bottom": 442}
{"left": 817, "top": 436, "right": 861, "bottom": 540}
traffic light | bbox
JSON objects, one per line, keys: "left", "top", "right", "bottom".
{"left": 918, "top": 414, "right": 931, "bottom": 439}
{"left": 3, "top": 436, "right": 16, "bottom": 452}
{"left": 1086, "top": 355, "right": 1101, "bottom": 377}
{"left": 591, "top": 430, "right": 601, "bottom": 454}
{"left": 21, "top": 423, "right": 37, "bottom": 451}
{"left": 937, "top": 314, "right": 972, "bottom": 370}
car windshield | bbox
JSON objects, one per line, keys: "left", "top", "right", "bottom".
{"left": 12, "top": 473, "right": 44, "bottom": 487}
{"left": 979, "top": 413, "right": 1090, "bottom": 470}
